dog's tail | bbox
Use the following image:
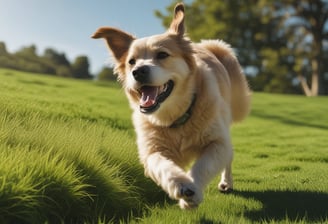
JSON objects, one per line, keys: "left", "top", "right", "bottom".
{"left": 201, "top": 40, "right": 251, "bottom": 122}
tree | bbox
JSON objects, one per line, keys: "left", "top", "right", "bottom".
{"left": 43, "top": 48, "right": 70, "bottom": 67}
{"left": 56, "top": 65, "right": 72, "bottom": 77}
{"left": 0, "top": 42, "right": 98, "bottom": 79}
{"left": 156, "top": 0, "right": 328, "bottom": 96}
{"left": 253, "top": 0, "right": 328, "bottom": 96}
{"left": 97, "top": 66, "right": 115, "bottom": 81}
{"left": 12, "top": 45, "right": 56, "bottom": 74}
{"left": 155, "top": 0, "right": 265, "bottom": 75}
{"left": 15, "top": 45, "right": 38, "bottom": 58}
{"left": 155, "top": 0, "right": 291, "bottom": 92}
{"left": 71, "top": 55, "right": 92, "bottom": 79}
{"left": 278, "top": 0, "right": 328, "bottom": 96}
{"left": 43, "top": 48, "right": 72, "bottom": 77}
{"left": 0, "top": 42, "right": 7, "bottom": 54}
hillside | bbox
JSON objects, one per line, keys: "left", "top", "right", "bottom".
{"left": 0, "top": 68, "right": 327, "bottom": 223}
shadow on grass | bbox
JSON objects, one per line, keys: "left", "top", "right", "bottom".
{"left": 18, "top": 79, "right": 68, "bottom": 88}
{"left": 18, "top": 79, "right": 49, "bottom": 86}
{"left": 251, "top": 110, "right": 328, "bottom": 130}
{"left": 234, "top": 190, "right": 328, "bottom": 222}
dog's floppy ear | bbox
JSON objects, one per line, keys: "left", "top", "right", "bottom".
{"left": 169, "top": 3, "right": 185, "bottom": 37}
{"left": 91, "top": 27, "right": 135, "bottom": 62}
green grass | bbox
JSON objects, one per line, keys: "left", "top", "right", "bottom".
{"left": 0, "top": 68, "right": 327, "bottom": 223}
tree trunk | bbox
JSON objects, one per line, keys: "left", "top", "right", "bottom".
{"left": 298, "top": 56, "right": 320, "bottom": 97}
{"left": 298, "top": 74, "right": 312, "bottom": 96}
{"left": 310, "top": 58, "right": 319, "bottom": 96}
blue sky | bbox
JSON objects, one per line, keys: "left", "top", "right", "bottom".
{"left": 0, "top": 0, "right": 180, "bottom": 73}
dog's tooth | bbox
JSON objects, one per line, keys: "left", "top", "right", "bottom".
{"left": 163, "top": 84, "right": 167, "bottom": 92}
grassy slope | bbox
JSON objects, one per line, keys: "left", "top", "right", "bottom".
{"left": 0, "top": 68, "right": 327, "bottom": 223}
{"left": 0, "top": 69, "right": 165, "bottom": 223}
{"left": 138, "top": 94, "right": 328, "bottom": 224}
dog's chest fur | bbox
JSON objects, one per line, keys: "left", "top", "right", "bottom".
{"left": 134, "top": 94, "right": 226, "bottom": 167}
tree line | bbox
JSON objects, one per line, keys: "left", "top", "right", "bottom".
{"left": 156, "top": 0, "right": 328, "bottom": 96}
{"left": 0, "top": 41, "right": 115, "bottom": 81}
{"left": 1, "top": 0, "right": 327, "bottom": 95}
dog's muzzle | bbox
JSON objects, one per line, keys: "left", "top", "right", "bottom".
{"left": 138, "top": 80, "right": 174, "bottom": 114}
{"left": 132, "top": 65, "right": 151, "bottom": 84}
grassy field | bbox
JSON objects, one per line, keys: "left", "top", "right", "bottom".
{"left": 0, "top": 68, "right": 327, "bottom": 223}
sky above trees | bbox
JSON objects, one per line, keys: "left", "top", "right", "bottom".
{"left": 0, "top": 0, "right": 179, "bottom": 73}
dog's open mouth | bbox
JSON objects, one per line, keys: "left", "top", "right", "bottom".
{"left": 138, "top": 80, "right": 174, "bottom": 114}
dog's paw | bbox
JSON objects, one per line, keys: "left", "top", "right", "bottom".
{"left": 177, "top": 183, "right": 195, "bottom": 198}
{"left": 178, "top": 191, "right": 203, "bottom": 209}
{"left": 179, "top": 198, "right": 198, "bottom": 209}
{"left": 177, "top": 183, "right": 203, "bottom": 209}
{"left": 218, "top": 180, "right": 233, "bottom": 193}
{"left": 167, "top": 177, "right": 203, "bottom": 209}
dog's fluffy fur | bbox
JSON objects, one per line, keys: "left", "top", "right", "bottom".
{"left": 92, "top": 3, "right": 250, "bottom": 209}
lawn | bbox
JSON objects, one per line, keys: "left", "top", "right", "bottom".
{"left": 0, "top": 68, "right": 327, "bottom": 223}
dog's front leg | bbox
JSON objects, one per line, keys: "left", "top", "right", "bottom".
{"left": 189, "top": 139, "right": 233, "bottom": 199}
{"left": 144, "top": 152, "right": 203, "bottom": 209}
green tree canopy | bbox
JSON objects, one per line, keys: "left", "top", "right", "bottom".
{"left": 274, "top": 0, "right": 328, "bottom": 96}
{"left": 72, "top": 55, "right": 92, "bottom": 79}
{"left": 0, "top": 43, "right": 94, "bottom": 79}
{"left": 43, "top": 48, "right": 70, "bottom": 67}
{"left": 97, "top": 66, "right": 115, "bottom": 81}
{"left": 0, "top": 42, "right": 7, "bottom": 54}
{"left": 156, "top": 0, "right": 328, "bottom": 95}
{"left": 14, "top": 45, "right": 38, "bottom": 58}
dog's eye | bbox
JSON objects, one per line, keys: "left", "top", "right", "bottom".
{"left": 156, "top": 52, "right": 169, "bottom": 60}
{"left": 128, "top": 58, "right": 136, "bottom": 65}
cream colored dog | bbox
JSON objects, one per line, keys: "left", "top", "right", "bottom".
{"left": 92, "top": 3, "right": 250, "bottom": 209}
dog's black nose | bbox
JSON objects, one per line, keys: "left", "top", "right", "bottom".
{"left": 132, "top": 65, "right": 150, "bottom": 83}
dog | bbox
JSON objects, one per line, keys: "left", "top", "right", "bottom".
{"left": 92, "top": 3, "right": 250, "bottom": 209}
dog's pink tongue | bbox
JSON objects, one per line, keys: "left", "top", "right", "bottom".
{"left": 140, "top": 86, "right": 158, "bottom": 107}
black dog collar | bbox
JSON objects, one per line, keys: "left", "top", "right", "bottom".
{"left": 170, "top": 94, "right": 197, "bottom": 128}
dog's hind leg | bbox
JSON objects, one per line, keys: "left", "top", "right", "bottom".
{"left": 144, "top": 152, "right": 203, "bottom": 209}
{"left": 218, "top": 162, "right": 233, "bottom": 193}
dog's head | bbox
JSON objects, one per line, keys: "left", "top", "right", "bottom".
{"left": 92, "top": 3, "right": 196, "bottom": 125}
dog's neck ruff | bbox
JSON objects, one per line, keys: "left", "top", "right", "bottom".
{"left": 170, "top": 94, "right": 197, "bottom": 128}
